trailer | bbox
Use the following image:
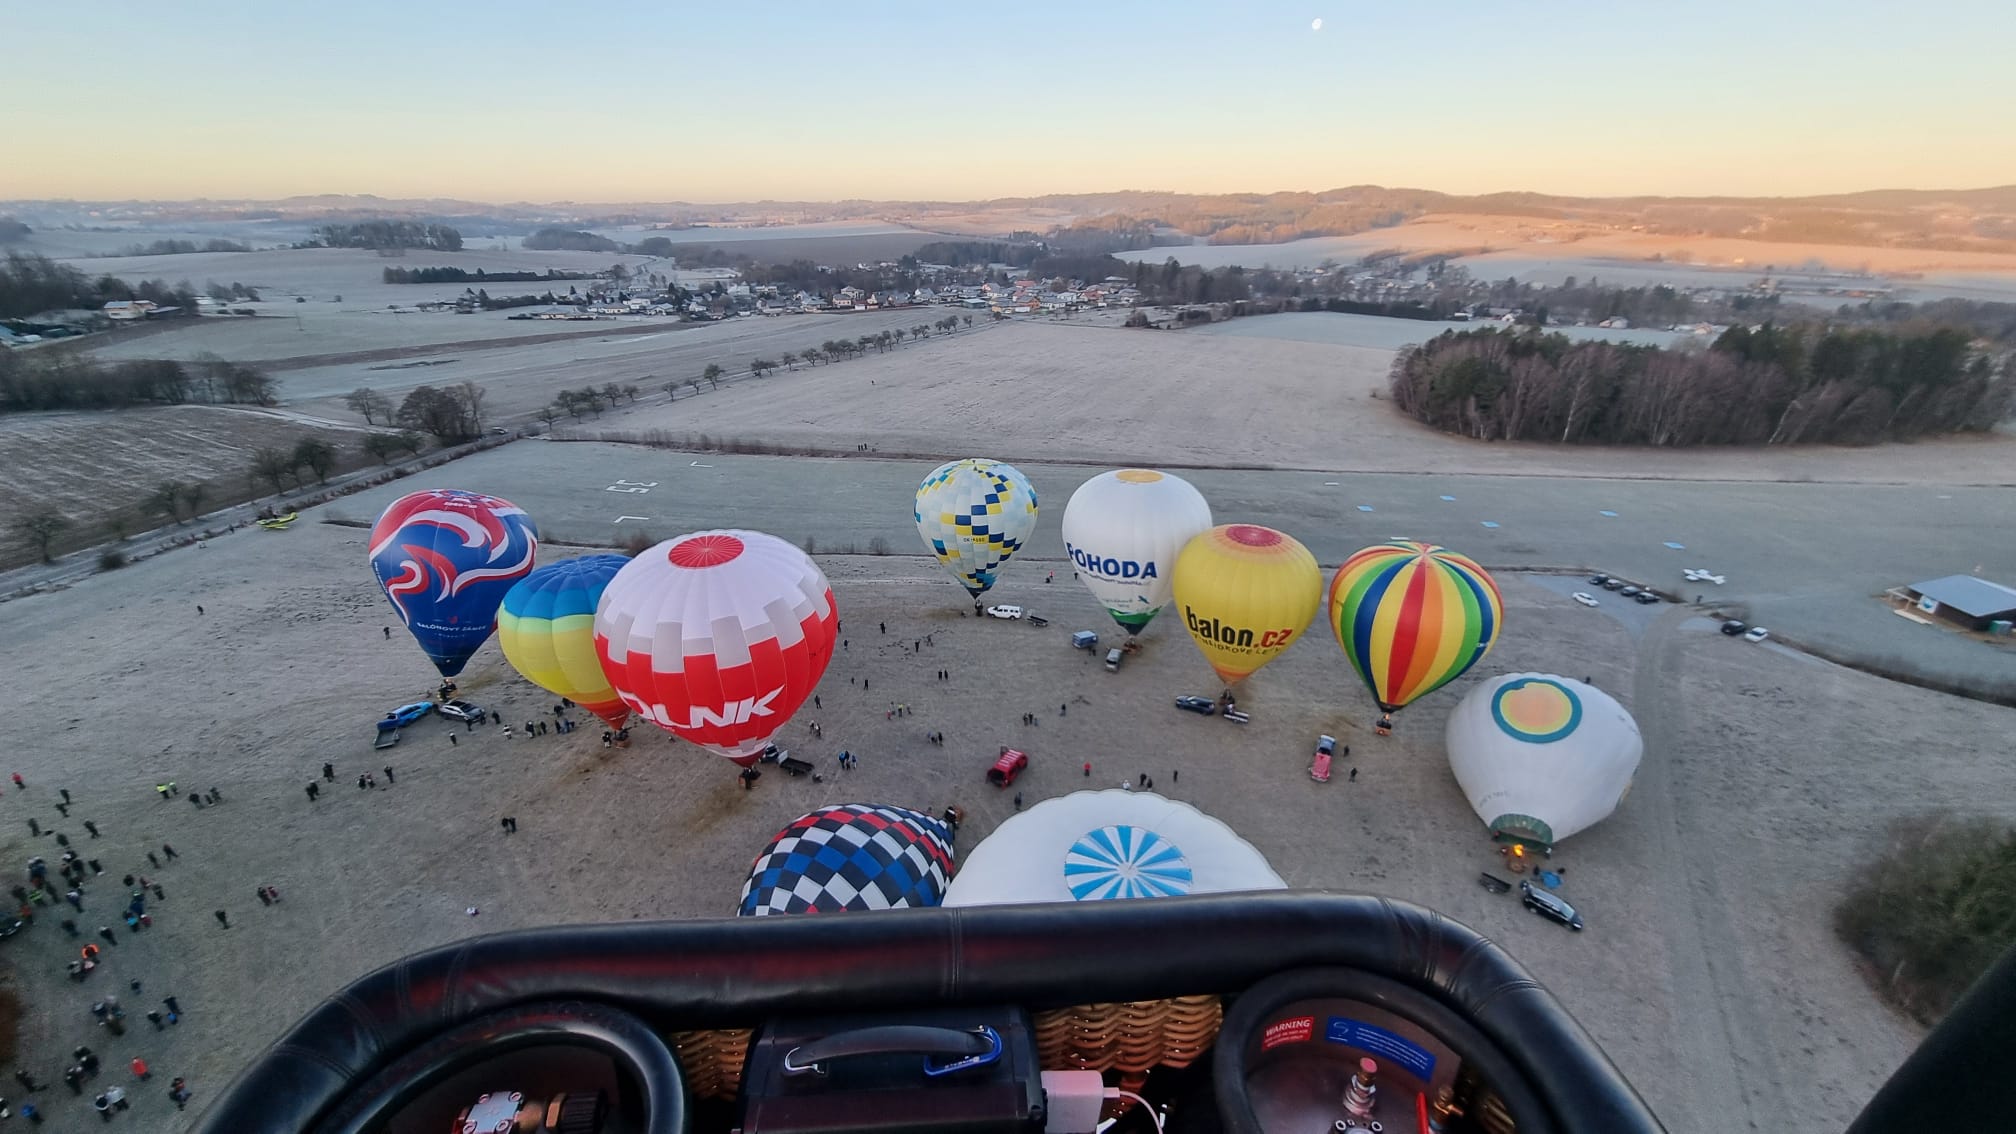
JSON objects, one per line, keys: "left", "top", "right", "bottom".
{"left": 372, "top": 729, "right": 400, "bottom": 751}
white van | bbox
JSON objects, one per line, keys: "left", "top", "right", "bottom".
{"left": 1104, "top": 648, "right": 1123, "bottom": 671}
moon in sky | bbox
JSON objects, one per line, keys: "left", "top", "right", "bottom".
{"left": 1311, "top": 17, "right": 1323, "bottom": 31}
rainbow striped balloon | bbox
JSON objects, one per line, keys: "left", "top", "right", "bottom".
{"left": 498, "top": 554, "right": 634, "bottom": 729}
{"left": 1328, "top": 541, "right": 1504, "bottom": 713}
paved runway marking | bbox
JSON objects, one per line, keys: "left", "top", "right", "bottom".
{"left": 1664, "top": 541, "right": 1686, "bottom": 550}
{"left": 1480, "top": 521, "right": 1500, "bottom": 529}
{"left": 613, "top": 515, "right": 650, "bottom": 523}
{"left": 690, "top": 461, "right": 714, "bottom": 468}
{"left": 606, "top": 480, "right": 658, "bottom": 493}
{"left": 1599, "top": 510, "right": 1619, "bottom": 517}
{"left": 1440, "top": 495, "right": 1456, "bottom": 502}
{"left": 1357, "top": 505, "right": 1375, "bottom": 512}
{"left": 1323, "top": 481, "right": 1340, "bottom": 486}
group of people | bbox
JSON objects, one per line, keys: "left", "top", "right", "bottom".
{"left": 7, "top": 773, "right": 195, "bottom": 1123}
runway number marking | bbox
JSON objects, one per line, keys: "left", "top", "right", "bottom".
{"left": 605, "top": 480, "right": 658, "bottom": 494}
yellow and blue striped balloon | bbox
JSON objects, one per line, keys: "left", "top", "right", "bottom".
{"left": 1328, "top": 541, "right": 1503, "bottom": 713}
{"left": 914, "top": 459, "right": 1038, "bottom": 598}
{"left": 498, "top": 554, "right": 633, "bottom": 728}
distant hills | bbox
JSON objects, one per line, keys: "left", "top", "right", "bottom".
{"left": 5, "top": 184, "right": 2014, "bottom": 254}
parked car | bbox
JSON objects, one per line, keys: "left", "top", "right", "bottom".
{"left": 1071, "top": 630, "right": 1099, "bottom": 650}
{"left": 1589, "top": 574, "right": 1610, "bottom": 586}
{"left": 1104, "top": 648, "right": 1124, "bottom": 672}
{"left": 1720, "top": 620, "right": 1747, "bottom": 636}
{"left": 1520, "top": 880, "right": 1584, "bottom": 930}
{"left": 1311, "top": 734, "right": 1336, "bottom": 782}
{"left": 1601, "top": 578, "right": 1626, "bottom": 591}
{"left": 1572, "top": 592, "right": 1600, "bottom": 607}
{"left": 1174, "top": 696, "right": 1216, "bottom": 716}
{"left": 1618, "top": 585, "right": 1641, "bottom": 597}
{"left": 985, "top": 605, "right": 1024, "bottom": 620}
{"left": 986, "top": 748, "right": 1028, "bottom": 786}
{"left": 376, "top": 701, "right": 434, "bottom": 732}
{"left": 1744, "top": 626, "right": 1771, "bottom": 643}
{"left": 437, "top": 699, "right": 485, "bottom": 723}
{"left": 1633, "top": 591, "right": 1661, "bottom": 605}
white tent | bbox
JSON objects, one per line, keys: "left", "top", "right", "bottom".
{"left": 1445, "top": 673, "right": 1642, "bottom": 848}
{"left": 943, "top": 789, "right": 1284, "bottom": 907}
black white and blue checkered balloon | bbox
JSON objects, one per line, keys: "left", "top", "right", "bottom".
{"left": 739, "top": 804, "right": 957, "bottom": 916}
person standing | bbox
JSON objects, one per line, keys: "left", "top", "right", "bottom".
{"left": 383, "top": 626, "right": 391, "bottom": 639}
{"left": 163, "top": 996, "right": 181, "bottom": 1016}
{"left": 305, "top": 783, "right": 319, "bottom": 802}
{"left": 213, "top": 909, "right": 229, "bottom": 929}
{"left": 256, "top": 888, "right": 271, "bottom": 907}
{"left": 382, "top": 766, "right": 395, "bottom": 784}
{"left": 145, "top": 1010, "right": 163, "bottom": 1031}
{"left": 83, "top": 821, "right": 99, "bottom": 838}
{"left": 162, "top": 844, "right": 177, "bottom": 860}
{"left": 321, "top": 762, "right": 335, "bottom": 782}
{"left": 59, "top": 788, "right": 70, "bottom": 805}
{"left": 96, "top": 925, "right": 115, "bottom": 945}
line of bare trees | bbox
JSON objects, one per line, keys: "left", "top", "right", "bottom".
{"left": 1389, "top": 325, "right": 2013, "bottom": 446}
{"left": 2, "top": 350, "right": 274, "bottom": 413}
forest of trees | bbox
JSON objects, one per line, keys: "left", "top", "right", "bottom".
{"left": 1837, "top": 297, "right": 2016, "bottom": 345}
{"left": 0, "top": 251, "right": 198, "bottom": 320}
{"left": 381, "top": 266, "right": 590, "bottom": 284}
{"left": 116, "top": 238, "right": 252, "bottom": 256}
{"left": 0, "top": 349, "right": 275, "bottom": 413}
{"left": 1388, "top": 325, "right": 2013, "bottom": 446}
{"left": 312, "top": 221, "right": 462, "bottom": 251}
{"left": 522, "top": 228, "right": 622, "bottom": 252}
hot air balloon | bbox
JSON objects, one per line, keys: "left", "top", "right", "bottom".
{"left": 1328, "top": 540, "right": 1503, "bottom": 730}
{"left": 1061, "top": 469, "right": 1213, "bottom": 637}
{"left": 368, "top": 489, "right": 539, "bottom": 677}
{"left": 943, "top": 789, "right": 1283, "bottom": 906}
{"left": 739, "top": 804, "right": 956, "bottom": 916}
{"left": 914, "top": 459, "right": 1038, "bottom": 606}
{"left": 1170, "top": 524, "right": 1321, "bottom": 686}
{"left": 1446, "top": 674, "right": 1641, "bottom": 850}
{"left": 594, "top": 530, "right": 837, "bottom": 765}
{"left": 497, "top": 555, "right": 632, "bottom": 729}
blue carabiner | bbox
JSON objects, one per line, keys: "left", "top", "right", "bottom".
{"left": 921, "top": 1026, "right": 1002, "bottom": 1078}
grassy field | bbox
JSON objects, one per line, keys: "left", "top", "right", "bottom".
{"left": 0, "top": 406, "right": 356, "bottom": 564}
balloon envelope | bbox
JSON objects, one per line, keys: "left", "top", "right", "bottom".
{"left": 498, "top": 555, "right": 633, "bottom": 728}
{"left": 914, "top": 459, "right": 1038, "bottom": 598}
{"left": 944, "top": 789, "right": 1283, "bottom": 906}
{"left": 1061, "top": 469, "right": 1213, "bottom": 635}
{"left": 1446, "top": 674, "right": 1642, "bottom": 847}
{"left": 368, "top": 489, "right": 539, "bottom": 677}
{"left": 594, "top": 530, "right": 837, "bottom": 763}
{"left": 1171, "top": 524, "right": 1322, "bottom": 685}
{"left": 1329, "top": 541, "right": 1503, "bottom": 712}
{"left": 739, "top": 803, "right": 956, "bottom": 916}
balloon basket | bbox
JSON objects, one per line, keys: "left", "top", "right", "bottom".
{"left": 1031, "top": 995, "right": 1222, "bottom": 1074}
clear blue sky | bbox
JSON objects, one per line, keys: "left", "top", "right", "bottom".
{"left": 4, "top": 0, "right": 2011, "bottom": 201}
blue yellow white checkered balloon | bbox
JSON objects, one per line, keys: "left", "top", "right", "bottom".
{"left": 914, "top": 459, "right": 1038, "bottom": 596}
